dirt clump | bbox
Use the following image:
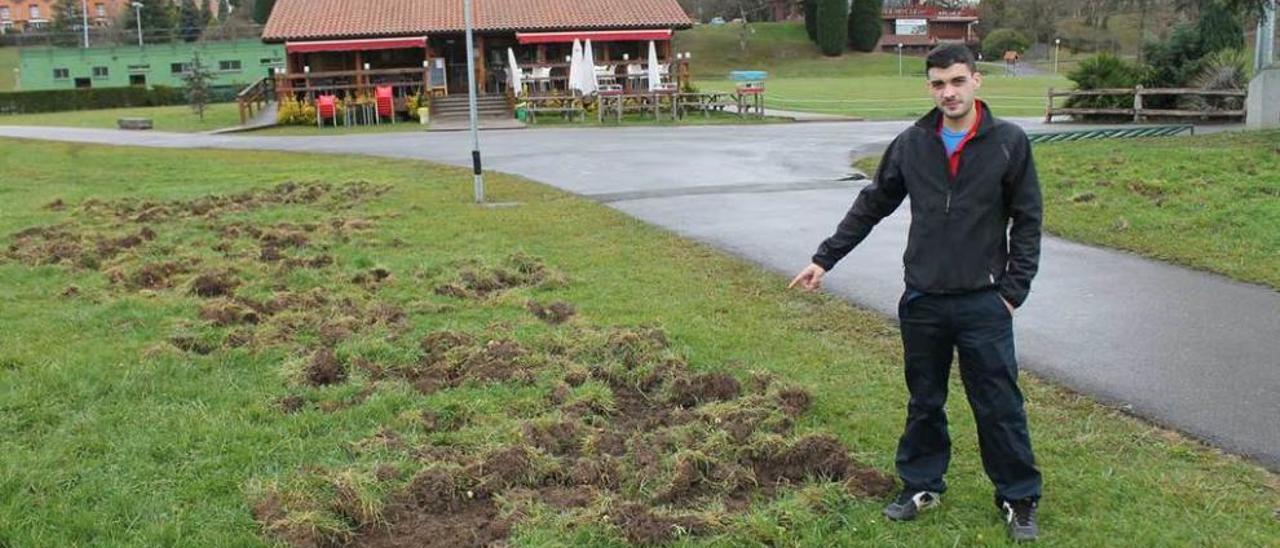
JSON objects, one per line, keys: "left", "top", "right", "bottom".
{"left": 5, "top": 225, "right": 88, "bottom": 267}
{"left": 777, "top": 388, "right": 813, "bottom": 417}
{"left": 753, "top": 434, "right": 856, "bottom": 489}
{"left": 189, "top": 270, "right": 238, "bottom": 298}
{"left": 670, "top": 372, "right": 742, "bottom": 407}
{"left": 61, "top": 285, "right": 80, "bottom": 298}
{"left": 521, "top": 419, "right": 582, "bottom": 457}
{"left": 419, "top": 331, "right": 474, "bottom": 364}
{"left": 305, "top": 348, "right": 347, "bottom": 386}
{"left": 844, "top": 467, "right": 897, "bottom": 498}
{"left": 359, "top": 495, "right": 509, "bottom": 548}
{"left": 613, "top": 502, "right": 707, "bottom": 545}
{"left": 129, "top": 261, "right": 187, "bottom": 290}
{"left": 169, "top": 335, "right": 214, "bottom": 355}
{"left": 433, "top": 253, "right": 558, "bottom": 299}
{"left": 44, "top": 198, "right": 67, "bottom": 210}
{"left": 278, "top": 395, "right": 305, "bottom": 414}
{"left": 526, "top": 301, "right": 577, "bottom": 324}
{"left": 199, "top": 299, "right": 260, "bottom": 326}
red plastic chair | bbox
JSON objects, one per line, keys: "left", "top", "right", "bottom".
{"left": 316, "top": 95, "right": 338, "bottom": 128}
{"left": 375, "top": 86, "right": 394, "bottom": 123}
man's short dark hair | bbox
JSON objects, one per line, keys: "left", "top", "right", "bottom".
{"left": 925, "top": 44, "right": 977, "bottom": 74}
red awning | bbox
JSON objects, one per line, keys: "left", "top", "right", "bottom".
{"left": 516, "top": 29, "right": 672, "bottom": 44}
{"left": 285, "top": 36, "right": 427, "bottom": 54}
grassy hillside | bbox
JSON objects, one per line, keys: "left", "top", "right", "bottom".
{"left": 673, "top": 22, "right": 900, "bottom": 79}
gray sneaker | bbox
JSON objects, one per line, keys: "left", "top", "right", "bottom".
{"left": 1002, "top": 498, "right": 1039, "bottom": 542}
{"left": 882, "top": 490, "right": 940, "bottom": 521}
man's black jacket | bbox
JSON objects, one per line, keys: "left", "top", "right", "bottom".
{"left": 811, "top": 101, "right": 1043, "bottom": 307}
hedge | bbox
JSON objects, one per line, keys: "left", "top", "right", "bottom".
{"left": 0, "top": 85, "right": 239, "bottom": 115}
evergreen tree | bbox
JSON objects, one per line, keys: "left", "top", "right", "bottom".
{"left": 123, "top": 1, "right": 178, "bottom": 44}
{"left": 847, "top": 0, "right": 882, "bottom": 52}
{"left": 200, "top": 0, "right": 214, "bottom": 27}
{"left": 178, "top": 0, "right": 203, "bottom": 42}
{"left": 253, "top": 0, "right": 277, "bottom": 24}
{"left": 49, "top": 0, "right": 85, "bottom": 47}
{"left": 1197, "top": 0, "right": 1244, "bottom": 54}
{"left": 815, "top": 0, "right": 848, "bottom": 56}
{"left": 804, "top": 0, "right": 818, "bottom": 42}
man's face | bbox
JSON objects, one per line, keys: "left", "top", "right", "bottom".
{"left": 926, "top": 62, "right": 983, "bottom": 120}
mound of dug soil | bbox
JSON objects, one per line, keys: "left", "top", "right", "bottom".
{"left": 258, "top": 324, "right": 895, "bottom": 547}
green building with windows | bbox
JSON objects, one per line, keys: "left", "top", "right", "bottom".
{"left": 15, "top": 39, "right": 284, "bottom": 91}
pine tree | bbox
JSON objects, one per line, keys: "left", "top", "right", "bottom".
{"left": 178, "top": 0, "right": 203, "bottom": 42}
{"left": 846, "top": 0, "right": 882, "bottom": 52}
{"left": 815, "top": 0, "right": 848, "bottom": 56}
{"left": 804, "top": 0, "right": 818, "bottom": 42}
{"left": 1197, "top": 0, "right": 1244, "bottom": 54}
{"left": 123, "top": 1, "right": 178, "bottom": 44}
{"left": 253, "top": 0, "right": 277, "bottom": 24}
{"left": 49, "top": 0, "right": 85, "bottom": 47}
{"left": 200, "top": 0, "right": 214, "bottom": 27}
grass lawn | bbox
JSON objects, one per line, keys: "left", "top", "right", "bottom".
{"left": 0, "top": 47, "right": 18, "bottom": 91}
{"left": 1037, "top": 130, "right": 1280, "bottom": 289}
{"left": 677, "top": 21, "right": 1068, "bottom": 120}
{"left": 0, "top": 103, "right": 241, "bottom": 133}
{"left": 852, "top": 130, "right": 1280, "bottom": 289}
{"left": 698, "top": 75, "right": 1070, "bottom": 120}
{"left": 674, "top": 22, "right": 901, "bottom": 80}
{"left": 1, "top": 138, "right": 1276, "bottom": 546}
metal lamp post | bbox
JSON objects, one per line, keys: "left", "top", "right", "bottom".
{"left": 80, "top": 0, "right": 89, "bottom": 48}
{"left": 464, "top": 0, "right": 485, "bottom": 203}
{"left": 897, "top": 43, "right": 903, "bottom": 77}
{"left": 1054, "top": 38, "right": 1061, "bottom": 75}
{"left": 132, "top": 2, "right": 144, "bottom": 47}
{"left": 1256, "top": 0, "right": 1276, "bottom": 73}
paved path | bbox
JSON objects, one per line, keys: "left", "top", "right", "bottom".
{"left": 1, "top": 122, "right": 1276, "bottom": 470}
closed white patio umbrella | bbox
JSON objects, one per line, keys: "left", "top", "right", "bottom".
{"left": 569, "top": 39, "right": 584, "bottom": 94}
{"left": 507, "top": 47, "right": 522, "bottom": 97}
{"left": 647, "top": 40, "right": 661, "bottom": 91}
{"left": 582, "top": 40, "right": 599, "bottom": 96}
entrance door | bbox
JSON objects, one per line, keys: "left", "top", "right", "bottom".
{"left": 74, "top": 78, "right": 91, "bottom": 88}
{"left": 438, "top": 38, "right": 469, "bottom": 94}
{"left": 129, "top": 74, "right": 146, "bottom": 86}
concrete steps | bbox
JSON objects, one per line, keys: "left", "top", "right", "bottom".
{"left": 431, "top": 95, "right": 512, "bottom": 120}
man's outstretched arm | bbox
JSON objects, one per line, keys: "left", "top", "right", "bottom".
{"left": 792, "top": 137, "right": 909, "bottom": 291}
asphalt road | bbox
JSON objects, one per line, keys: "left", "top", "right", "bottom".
{"left": 1, "top": 121, "right": 1275, "bottom": 470}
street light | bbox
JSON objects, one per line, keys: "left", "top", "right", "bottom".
{"left": 1054, "top": 38, "right": 1061, "bottom": 75}
{"left": 463, "top": 0, "right": 485, "bottom": 203}
{"left": 80, "top": 0, "right": 89, "bottom": 48}
{"left": 897, "top": 43, "right": 904, "bottom": 77}
{"left": 131, "top": 2, "right": 144, "bottom": 47}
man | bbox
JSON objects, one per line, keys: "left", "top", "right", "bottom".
{"left": 789, "top": 44, "right": 1043, "bottom": 542}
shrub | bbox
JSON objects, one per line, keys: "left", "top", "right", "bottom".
{"left": 815, "top": 0, "right": 848, "bottom": 57}
{"left": 0, "top": 86, "right": 187, "bottom": 115}
{"left": 275, "top": 96, "right": 316, "bottom": 126}
{"left": 846, "top": 0, "right": 882, "bottom": 53}
{"left": 1180, "top": 48, "right": 1249, "bottom": 112}
{"left": 981, "top": 29, "right": 1031, "bottom": 61}
{"left": 804, "top": 0, "right": 818, "bottom": 42}
{"left": 1064, "top": 53, "right": 1149, "bottom": 120}
{"left": 1198, "top": 0, "right": 1244, "bottom": 55}
{"left": 1143, "top": 23, "right": 1206, "bottom": 88}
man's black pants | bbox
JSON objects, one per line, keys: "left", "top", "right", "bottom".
{"left": 895, "top": 288, "right": 1042, "bottom": 503}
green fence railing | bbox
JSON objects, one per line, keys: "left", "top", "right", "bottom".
{"left": 1027, "top": 124, "right": 1195, "bottom": 143}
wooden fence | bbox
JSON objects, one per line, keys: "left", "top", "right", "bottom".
{"left": 1044, "top": 86, "right": 1247, "bottom": 123}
